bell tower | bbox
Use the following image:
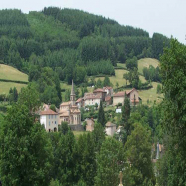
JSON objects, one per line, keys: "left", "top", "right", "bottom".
{"left": 70, "top": 80, "right": 76, "bottom": 106}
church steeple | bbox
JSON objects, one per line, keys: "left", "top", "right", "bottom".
{"left": 70, "top": 80, "right": 76, "bottom": 106}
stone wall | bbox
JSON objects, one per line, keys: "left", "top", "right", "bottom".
{"left": 69, "top": 124, "right": 84, "bottom": 131}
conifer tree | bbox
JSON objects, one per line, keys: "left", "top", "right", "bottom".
{"left": 97, "top": 101, "right": 106, "bottom": 127}
{"left": 122, "top": 93, "right": 130, "bottom": 129}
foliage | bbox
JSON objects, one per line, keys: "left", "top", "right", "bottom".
{"left": 0, "top": 104, "right": 53, "bottom": 186}
{"left": 124, "top": 123, "right": 156, "bottom": 185}
{"left": 157, "top": 39, "right": 186, "bottom": 186}
{"left": 95, "top": 138, "right": 125, "bottom": 186}
{"left": 97, "top": 101, "right": 106, "bottom": 126}
{"left": 143, "top": 65, "right": 161, "bottom": 82}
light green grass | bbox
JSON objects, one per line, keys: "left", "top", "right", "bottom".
{"left": 138, "top": 58, "right": 160, "bottom": 74}
{"left": 0, "top": 82, "right": 27, "bottom": 95}
{"left": 0, "top": 64, "right": 28, "bottom": 82}
{"left": 117, "top": 63, "right": 126, "bottom": 68}
{"left": 60, "top": 82, "right": 72, "bottom": 90}
{"left": 95, "top": 69, "right": 129, "bottom": 88}
{"left": 138, "top": 82, "right": 163, "bottom": 106}
{"left": 73, "top": 131, "right": 89, "bottom": 139}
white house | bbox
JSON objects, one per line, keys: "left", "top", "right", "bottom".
{"left": 40, "top": 109, "right": 58, "bottom": 132}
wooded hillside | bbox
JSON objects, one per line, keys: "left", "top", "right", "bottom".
{"left": 0, "top": 8, "right": 170, "bottom": 85}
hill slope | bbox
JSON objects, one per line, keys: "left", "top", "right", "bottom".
{"left": 0, "top": 64, "right": 28, "bottom": 82}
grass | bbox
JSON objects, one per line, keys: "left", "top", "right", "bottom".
{"left": 73, "top": 131, "right": 89, "bottom": 139}
{"left": 138, "top": 82, "right": 163, "bottom": 106}
{"left": 0, "top": 82, "right": 27, "bottom": 94}
{"left": 95, "top": 69, "right": 129, "bottom": 88}
{"left": 138, "top": 58, "right": 160, "bottom": 74}
{"left": 0, "top": 64, "right": 28, "bottom": 82}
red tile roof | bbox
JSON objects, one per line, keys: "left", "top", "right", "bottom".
{"left": 93, "top": 88, "right": 106, "bottom": 93}
{"left": 103, "top": 86, "right": 113, "bottom": 90}
{"left": 113, "top": 88, "right": 137, "bottom": 97}
{"left": 40, "top": 109, "right": 58, "bottom": 115}
{"left": 76, "top": 98, "right": 82, "bottom": 103}
{"left": 105, "top": 96, "right": 111, "bottom": 102}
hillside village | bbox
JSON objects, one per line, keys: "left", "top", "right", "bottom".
{"left": 40, "top": 79, "right": 140, "bottom": 136}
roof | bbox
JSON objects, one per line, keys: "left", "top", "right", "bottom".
{"left": 61, "top": 101, "right": 71, "bottom": 106}
{"left": 59, "top": 111, "right": 69, "bottom": 117}
{"left": 103, "top": 86, "right": 113, "bottom": 90}
{"left": 105, "top": 96, "right": 111, "bottom": 102}
{"left": 113, "top": 88, "right": 137, "bottom": 97}
{"left": 76, "top": 98, "right": 82, "bottom": 103}
{"left": 40, "top": 109, "right": 58, "bottom": 115}
{"left": 71, "top": 109, "right": 81, "bottom": 113}
{"left": 105, "top": 122, "right": 116, "bottom": 127}
{"left": 85, "top": 94, "right": 102, "bottom": 100}
{"left": 93, "top": 88, "right": 106, "bottom": 93}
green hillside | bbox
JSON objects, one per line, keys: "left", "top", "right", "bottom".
{"left": 0, "top": 64, "right": 28, "bottom": 82}
{"left": 138, "top": 58, "right": 160, "bottom": 74}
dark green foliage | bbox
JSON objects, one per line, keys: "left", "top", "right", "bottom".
{"left": 152, "top": 33, "right": 170, "bottom": 59}
{"left": 103, "top": 76, "right": 112, "bottom": 87}
{"left": 156, "top": 84, "right": 162, "bottom": 94}
{"left": 128, "top": 68, "right": 140, "bottom": 88}
{"left": 95, "top": 138, "right": 125, "bottom": 186}
{"left": 0, "top": 103, "right": 53, "bottom": 186}
{"left": 77, "top": 133, "right": 96, "bottom": 185}
{"left": 126, "top": 57, "right": 138, "bottom": 70}
{"left": 50, "top": 104, "right": 56, "bottom": 112}
{"left": 157, "top": 39, "right": 186, "bottom": 186}
{"left": 97, "top": 101, "right": 106, "bottom": 126}
{"left": 124, "top": 123, "right": 156, "bottom": 185}
{"left": 8, "top": 87, "right": 18, "bottom": 103}
{"left": 143, "top": 65, "right": 161, "bottom": 82}
{"left": 58, "top": 122, "right": 69, "bottom": 135}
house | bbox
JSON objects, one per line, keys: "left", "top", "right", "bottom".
{"left": 103, "top": 86, "right": 113, "bottom": 96}
{"left": 86, "top": 118, "right": 95, "bottom": 132}
{"left": 40, "top": 109, "right": 58, "bottom": 132}
{"left": 58, "top": 80, "right": 81, "bottom": 125}
{"left": 113, "top": 88, "right": 140, "bottom": 106}
{"left": 84, "top": 93, "right": 102, "bottom": 107}
{"left": 93, "top": 88, "right": 107, "bottom": 101}
{"left": 76, "top": 97, "right": 83, "bottom": 109}
{"left": 105, "top": 96, "right": 112, "bottom": 106}
{"left": 105, "top": 122, "right": 116, "bottom": 136}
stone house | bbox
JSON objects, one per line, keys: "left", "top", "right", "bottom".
{"left": 83, "top": 93, "right": 102, "bottom": 107}
{"left": 103, "top": 86, "right": 113, "bottom": 96}
{"left": 113, "top": 88, "right": 140, "bottom": 106}
{"left": 105, "top": 122, "right": 116, "bottom": 136}
{"left": 40, "top": 109, "right": 58, "bottom": 132}
{"left": 86, "top": 118, "right": 95, "bottom": 132}
{"left": 93, "top": 88, "right": 107, "bottom": 101}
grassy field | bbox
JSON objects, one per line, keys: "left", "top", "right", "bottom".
{"left": 138, "top": 58, "right": 160, "bottom": 74}
{"left": 138, "top": 82, "right": 163, "bottom": 105}
{"left": 0, "top": 82, "right": 27, "bottom": 94}
{"left": 73, "top": 131, "right": 89, "bottom": 139}
{"left": 0, "top": 64, "right": 28, "bottom": 82}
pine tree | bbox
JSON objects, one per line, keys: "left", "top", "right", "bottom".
{"left": 97, "top": 101, "right": 106, "bottom": 126}
{"left": 122, "top": 93, "right": 130, "bottom": 129}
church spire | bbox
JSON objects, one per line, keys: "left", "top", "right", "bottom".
{"left": 71, "top": 79, "right": 75, "bottom": 95}
{"left": 70, "top": 80, "right": 76, "bottom": 105}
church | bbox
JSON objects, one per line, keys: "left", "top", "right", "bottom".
{"left": 40, "top": 80, "right": 81, "bottom": 132}
{"left": 58, "top": 80, "right": 81, "bottom": 125}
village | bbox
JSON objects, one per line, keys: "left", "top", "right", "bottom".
{"left": 40, "top": 80, "right": 140, "bottom": 136}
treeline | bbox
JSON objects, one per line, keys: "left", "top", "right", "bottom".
{"left": 0, "top": 85, "right": 158, "bottom": 186}
{"left": 0, "top": 8, "right": 170, "bottom": 85}
{"left": 143, "top": 65, "right": 161, "bottom": 82}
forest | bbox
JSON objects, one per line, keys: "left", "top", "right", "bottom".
{"left": 0, "top": 8, "right": 170, "bottom": 86}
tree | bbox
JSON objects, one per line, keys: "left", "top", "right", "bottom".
{"left": 0, "top": 104, "right": 53, "bottom": 186}
{"left": 103, "top": 76, "right": 111, "bottom": 87}
{"left": 123, "top": 73, "right": 129, "bottom": 86}
{"left": 126, "top": 57, "right": 138, "bottom": 70}
{"left": 50, "top": 104, "right": 56, "bottom": 112}
{"left": 122, "top": 93, "right": 130, "bottom": 130}
{"left": 97, "top": 101, "right": 106, "bottom": 126}
{"left": 58, "top": 122, "right": 69, "bottom": 135}
{"left": 156, "top": 84, "right": 161, "bottom": 94}
{"left": 9, "top": 87, "right": 18, "bottom": 103}
{"left": 116, "top": 82, "right": 119, "bottom": 90}
{"left": 77, "top": 133, "right": 96, "bottom": 185}
{"left": 95, "top": 138, "right": 125, "bottom": 186}
{"left": 157, "top": 39, "right": 186, "bottom": 186}
{"left": 96, "top": 78, "right": 103, "bottom": 88}
{"left": 92, "top": 122, "right": 106, "bottom": 152}
{"left": 124, "top": 123, "right": 156, "bottom": 185}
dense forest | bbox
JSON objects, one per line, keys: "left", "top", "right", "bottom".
{"left": 0, "top": 8, "right": 170, "bottom": 86}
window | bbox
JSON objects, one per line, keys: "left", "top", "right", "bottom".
{"left": 55, "top": 115, "right": 56, "bottom": 119}
{"left": 52, "top": 115, "right": 53, "bottom": 119}
{"left": 49, "top": 115, "right": 50, "bottom": 119}
{"left": 55, "top": 121, "right": 56, "bottom": 124}
{"left": 49, "top": 121, "right": 50, "bottom": 126}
